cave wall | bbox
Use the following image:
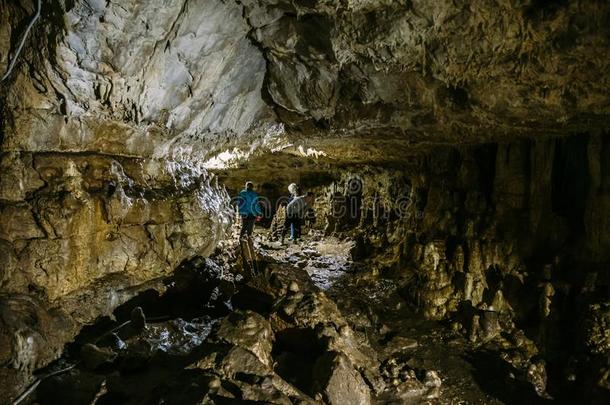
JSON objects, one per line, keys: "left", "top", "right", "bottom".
{"left": 320, "top": 134, "right": 609, "bottom": 316}
{"left": 241, "top": 0, "right": 610, "bottom": 139}
{"left": 0, "top": 0, "right": 270, "bottom": 157}
{"left": 0, "top": 152, "right": 232, "bottom": 400}
{"left": 310, "top": 133, "right": 609, "bottom": 398}
{"left": 0, "top": 154, "right": 232, "bottom": 301}
{"left": 2, "top": 0, "right": 609, "bottom": 155}
{"left": 0, "top": 1, "right": 258, "bottom": 398}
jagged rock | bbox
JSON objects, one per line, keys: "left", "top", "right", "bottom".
{"left": 190, "top": 331, "right": 314, "bottom": 403}
{"left": 284, "top": 291, "right": 378, "bottom": 371}
{"left": 526, "top": 360, "right": 550, "bottom": 399}
{"left": 312, "top": 352, "right": 371, "bottom": 405}
{"left": 220, "top": 346, "right": 271, "bottom": 378}
{"left": 80, "top": 343, "right": 117, "bottom": 370}
{"left": 423, "top": 370, "right": 442, "bottom": 399}
{"left": 216, "top": 310, "right": 274, "bottom": 367}
{"left": 288, "top": 281, "right": 300, "bottom": 293}
{"left": 379, "top": 355, "right": 443, "bottom": 401}
{"left": 230, "top": 379, "right": 294, "bottom": 405}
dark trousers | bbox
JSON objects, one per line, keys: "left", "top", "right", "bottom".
{"left": 281, "top": 216, "right": 301, "bottom": 242}
{"left": 240, "top": 216, "right": 256, "bottom": 238}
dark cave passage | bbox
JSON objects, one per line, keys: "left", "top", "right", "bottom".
{"left": 7, "top": 133, "right": 607, "bottom": 405}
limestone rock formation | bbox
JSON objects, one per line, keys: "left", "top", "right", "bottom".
{"left": 2, "top": 1, "right": 610, "bottom": 160}
{"left": 1, "top": 0, "right": 609, "bottom": 403}
{"left": 242, "top": 0, "right": 610, "bottom": 140}
{"left": 313, "top": 351, "right": 372, "bottom": 405}
{"left": 1, "top": 0, "right": 270, "bottom": 157}
{"left": 0, "top": 151, "right": 231, "bottom": 400}
{"left": 221, "top": 132, "right": 607, "bottom": 400}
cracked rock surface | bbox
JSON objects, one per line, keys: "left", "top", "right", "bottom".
{"left": 1, "top": 0, "right": 609, "bottom": 403}
{"left": 0, "top": 151, "right": 232, "bottom": 400}
{"left": 2, "top": 1, "right": 609, "bottom": 159}
{"left": 1, "top": 0, "right": 270, "bottom": 157}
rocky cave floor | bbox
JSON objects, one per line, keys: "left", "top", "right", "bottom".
{"left": 21, "top": 230, "right": 574, "bottom": 405}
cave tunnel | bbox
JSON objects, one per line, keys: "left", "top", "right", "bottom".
{"left": 0, "top": 1, "right": 609, "bottom": 404}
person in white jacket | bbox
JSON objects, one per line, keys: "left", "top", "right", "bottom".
{"left": 282, "top": 191, "right": 314, "bottom": 243}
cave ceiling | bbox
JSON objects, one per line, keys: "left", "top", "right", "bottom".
{"left": 1, "top": 0, "right": 609, "bottom": 168}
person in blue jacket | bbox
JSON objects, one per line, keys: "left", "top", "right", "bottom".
{"left": 236, "top": 181, "right": 263, "bottom": 238}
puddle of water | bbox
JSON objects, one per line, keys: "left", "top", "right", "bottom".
{"left": 129, "top": 316, "right": 218, "bottom": 356}
{"left": 257, "top": 233, "right": 354, "bottom": 290}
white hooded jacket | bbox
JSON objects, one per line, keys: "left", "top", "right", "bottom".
{"left": 286, "top": 195, "right": 308, "bottom": 218}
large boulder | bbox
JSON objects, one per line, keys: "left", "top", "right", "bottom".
{"left": 312, "top": 352, "right": 371, "bottom": 405}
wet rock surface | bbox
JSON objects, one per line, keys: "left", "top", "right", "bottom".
{"left": 0, "top": 152, "right": 232, "bottom": 400}
{"left": 16, "top": 243, "right": 380, "bottom": 404}
{"left": 4, "top": 209, "right": 608, "bottom": 404}
{"left": 1, "top": 0, "right": 609, "bottom": 403}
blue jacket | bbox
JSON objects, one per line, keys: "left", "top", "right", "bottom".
{"left": 237, "top": 189, "right": 262, "bottom": 217}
